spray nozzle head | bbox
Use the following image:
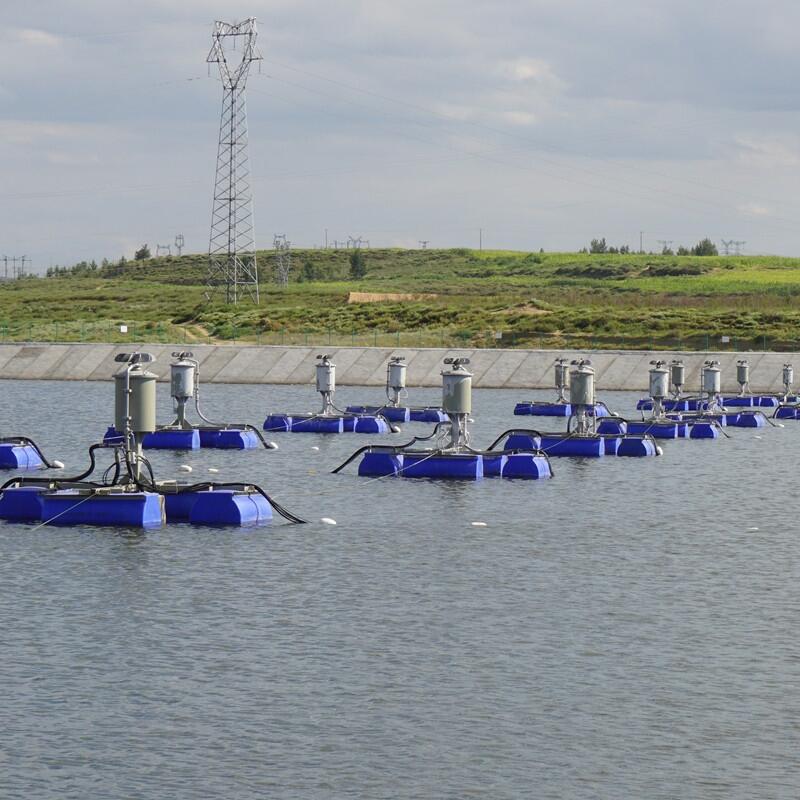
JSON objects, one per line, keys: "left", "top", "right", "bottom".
{"left": 115, "top": 352, "right": 154, "bottom": 364}
{"left": 649, "top": 360, "right": 667, "bottom": 368}
{"left": 444, "top": 357, "right": 470, "bottom": 368}
{"left": 171, "top": 351, "right": 194, "bottom": 359}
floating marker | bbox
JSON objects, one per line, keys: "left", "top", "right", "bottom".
{"left": 747, "top": 526, "right": 759, "bottom": 532}
{"left": 471, "top": 521, "right": 488, "bottom": 527}
{"left": 208, "top": 467, "right": 219, "bottom": 473}
{"left": 179, "top": 465, "right": 193, "bottom": 473}
{"left": 311, "top": 446, "right": 320, "bottom": 451}
{"left": 266, "top": 441, "right": 279, "bottom": 449}
{"left": 53, "top": 460, "right": 65, "bottom": 469}
{"left": 320, "top": 517, "right": 337, "bottom": 525}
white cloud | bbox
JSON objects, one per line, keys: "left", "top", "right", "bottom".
{"left": 735, "top": 135, "right": 800, "bottom": 167}
{"left": 11, "top": 28, "right": 61, "bottom": 47}
{"left": 498, "top": 58, "right": 565, "bottom": 91}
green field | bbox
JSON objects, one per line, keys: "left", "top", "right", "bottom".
{"left": 5, "top": 248, "right": 800, "bottom": 351}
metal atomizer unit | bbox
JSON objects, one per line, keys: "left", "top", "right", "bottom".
{"left": 701, "top": 359, "right": 722, "bottom": 408}
{"left": 554, "top": 357, "right": 569, "bottom": 403}
{"left": 669, "top": 359, "right": 685, "bottom": 399}
{"left": 441, "top": 357, "right": 472, "bottom": 449}
{"left": 386, "top": 356, "right": 408, "bottom": 407}
{"left": 736, "top": 359, "right": 750, "bottom": 397}
{"left": 648, "top": 360, "right": 670, "bottom": 418}
{"left": 316, "top": 354, "right": 336, "bottom": 415}
{"left": 569, "top": 359, "right": 595, "bottom": 435}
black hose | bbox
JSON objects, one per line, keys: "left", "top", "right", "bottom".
{"left": 485, "top": 428, "right": 544, "bottom": 452}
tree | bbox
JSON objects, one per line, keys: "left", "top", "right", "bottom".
{"left": 691, "top": 238, "right": 718, "bottom": 256}
{"left": 661, "top": 245, "right": 674, "bottom": 255}
{"left": 589, "top": 237, "right": 607, "bottom": 254}
{"left": 349, "top": 249, "right": 366, "bottom": 279}
{"left": 134, "top": 244, "right": 151, "bottom": 261}
{"left": 676, "top": 245, "right": 690, "bottom": 256}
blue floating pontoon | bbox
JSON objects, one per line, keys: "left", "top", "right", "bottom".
{"left": 775, "top": 405, "right": 800, "bottom": 420}
{"left": 723, "top": 395, "right": 780, "bottom": 408}
{"left": 514, "top": 402, "right": 610, "bottom": 418}
{"left": 0, "top": 441, "right": 46, "bottom": 470}
{"left": 637, "top": 398, "right": 702, "bottom": 412}
{"left": 163, "top": 488, "right": 272, "bottom": 526}
{"left": 264, "top": 413, "right": 390, "bottom": 434}
{"left": 356, "top": 450, "right": 552, "bottom": 480}
{"left": 346, "top": 405, "right": 447, "bottom": 424}
{"left": 104, "top": 425, "right": 260, "bottom": 450}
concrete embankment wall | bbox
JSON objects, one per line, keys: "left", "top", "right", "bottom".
{"left": 0, "top": 343, "right": 793, "bottom": 393}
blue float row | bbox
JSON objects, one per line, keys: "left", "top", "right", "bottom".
{"left": 358, "top": 451, "right": 552, "bottom": 480}
{"left": 0, "top": 442, "right": 45, "bottom": 470}
{"left": 514, "top": 401, "right": 610, "bottom": 418}
{"left": 104, "top": 426, "right": 260, "bottom": 450}
{"left": 0, "top": 485, "right": 271, "bottom": 528}
{"left": 264, "top": 413, "right": 390, "bottom": 434}
{"left": 503, "top": 432, "right": 658, "bottom": 457}
{"left": 345, "top": 405, "right": 447, "bottom": 423}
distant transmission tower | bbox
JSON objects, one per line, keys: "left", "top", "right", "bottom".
{"left": 656, "top": 239, "right": 673, "bottom": 253}
{"left": 732, "top": 240, "right": 746, "bottom": 255}
{"left": 273, "top": 234, "right": 291, "bottom": 286}
{"left": 156, "top": 244, "right": 172, "bottom": 257}
{"left": 720, "top": 239, "right": 733, "bottom": 255}
{"left": 174, "top": 233, "right": 184, "bottom": 256}
{"left": 205, "top": 18, "right": 263, "bottom": 305}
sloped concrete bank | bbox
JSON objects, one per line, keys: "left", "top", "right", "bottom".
{"left": 0, "top": 342, "right": 793, "bottom": 393}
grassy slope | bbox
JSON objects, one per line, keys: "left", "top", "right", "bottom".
{"left": 3, "top": 248, "right": 800, "bottom": 349}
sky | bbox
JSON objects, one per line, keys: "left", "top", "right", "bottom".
{"left": 3, "top": 0, "right": 800, "bottom": 270}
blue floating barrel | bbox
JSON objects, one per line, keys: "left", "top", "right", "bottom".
{"left": 756, "top": 396, "right": 779, "bottom": 408}
{"left": 539, "top": 436, "right": 605, "bottom": 457}
{"left": 188, "top": 489, "right": 272, "bottom": 526}
{"left": 352, "top": 416, "right": 390, "bottom": 434}
{"left": 603, "top": 436, "right": 621, "bottom": 455}
{"left": 723, "top": 396, "right": 755, "bottom": 407}
{"left": 143, "top": 429, "right": 201, "bottom": 450}
{"left": 719, "top": 413, "right": 738, "bottom": 426}
{"left": 163, "top": 491, "right": 200, "bottom": 521}
{"left": 725, "top": 412, "right": 765, "bottom": 428}
{"left": 198, "top": 428, "right": 260, "bottom": 449}
{"left": 615, "top": 436, "right": 657, "bottom": 457}
{"left": 39, "top": 490, "right": 165, "bottom": 528}
{"left": 482, "top": 454, "right": 506, "bottom": 477}
{"left": 626, "top": 420, "right": 688, "bottom": 439}
{"left": 775, "top": 406, "right": 799, "bottom": 420}
{"left": 402, "top": 453, "right": 484, "bottom": 479}
{"left": 636, "top": 398, "right": 653, "bottom": 411}
{"left": 504, "top": 433, "right": 541, "bottom": 450}
{"left": 103, "top": 426, "right": 124, "bottom": 445}
{"left": 263, "top": 414, "right": 292, "bottom": 432}
{"left": 408, "top": 408, "right": 448, "bottom": 423}
{"left": 358, "top": 452, "right": 403, "bottom": 476}
{"left": 0, "top": 486, "right": 47, "bottom": 520}
{"left": 514, "top": 402, "right": 572, "bottom": 417}
{"left": 0, "top": 443, "right": 45, "bottom": 470}
{"left": 597, "top": 419, "right": 627, "bottom": 435}
{"left": 689, "top": 422, "right": 719, "bottom": 439}
{"left": 500, "top": 453, "right": 552, "bottom": 479}
{"left": 346, "top": 405, "right": 410, "bottom": 423}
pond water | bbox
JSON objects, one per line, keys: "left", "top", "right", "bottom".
{"left": 1, "top": 379, "right": 798, "bottom": 799}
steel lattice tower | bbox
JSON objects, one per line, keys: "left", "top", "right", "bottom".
{"left": 206, "top": 18, "right": 262, "bottom": 304}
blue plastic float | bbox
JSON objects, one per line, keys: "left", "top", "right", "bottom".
{"left": 514, "top": 402, "right": 611, "bottom": 417}
{"left": 264, "top": 413, "right": 391, "bottom": 434}
{"left": 345, "top": 405, "right": 447, "bottom": 424}
{"left": 0, "top": 442, "right": 45, "bottom": 470}
{"left": 356, "top": 450, "right": 552, "bottom": 480}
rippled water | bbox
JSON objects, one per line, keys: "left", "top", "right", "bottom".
{"left": 2, "top": 378, "right": 799, "bottom": 799}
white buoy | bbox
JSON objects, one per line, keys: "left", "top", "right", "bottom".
{"left": 320, "top": 517, "right": 337, "bottom": 525}
{"left": 52, "top": 460, "right": 65, "bottom": 469}
{"left": 747, "top": 526, "right": 759, "bottom": 532}
{"left": 266, "top": 441, "right": 279, "bottom": 450}
{"left": 777, "top": 423, "right": 785, "bottom": 428}
{"left": 471, "top": 521, "right": 488, "bottom": 527}
{"left": 390, "top": 425, "right": 402, "bottom": 434}
{"left": 656, "top": 446, "right": 664, "bottom": 456}
{"left": 178, "top": 464, "right": 193, "bottom": 473}
{"left": 754, "top": 435, "right": 763, "bottom": 440}
{"left": 311, "top": 446, "right": 320, "bottom": 451}
{"left": 208, "top": 467, "right": 219, "bottom": 473}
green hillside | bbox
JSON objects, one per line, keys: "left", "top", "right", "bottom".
{"left": 4, "top": 248, "right": 800, "bottom": 351}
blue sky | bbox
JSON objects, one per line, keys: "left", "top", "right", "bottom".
{"left": 3, "top": 0, "right": 800, "bottom": 269}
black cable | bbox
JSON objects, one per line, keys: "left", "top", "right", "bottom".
{"left": 0, "top": 436, "right": 59, "bottom": 469}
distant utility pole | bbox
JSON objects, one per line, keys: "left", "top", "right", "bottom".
{"left": 657, "top": 239, "right": 673, "bottom": 253}
{"left": 324, "top": 228, "right": 328, "bottom": 249}
{"left": 3, "top": 255, "right": 28, "bottom": 278}
{"left": 418, "top": 240, "right": 429, "bottom": 249}
{"left": 156, "top": 244, "right": 172, "bottom": 257}
{"left": 273, "top": 234, "right": 291, "bottom": 286}
{"left": 639, "top": 231, "right": 644, "bottom": 253}
{"left": 347, "top": 235, "right": 364, "bottom": 249}
{"left": 732, "top": 240, "right": 746, "bottom": 255}
{"left": 479, "top": 228, "right": 483, "bottom": 251}
{"left": 174, "top": 233, "right": 185, "bottom": 257}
